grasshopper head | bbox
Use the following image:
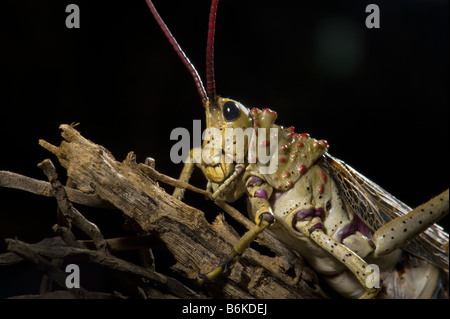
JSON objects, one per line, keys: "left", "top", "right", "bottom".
{"left": 146, "top": 0, "right": 251, "bottom": 189}
{"left": 202, "top": 97, "right": 252, "bottom": 183}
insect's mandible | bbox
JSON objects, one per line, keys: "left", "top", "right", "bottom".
{"left": 145, "top": 0, "right": 449, "bottom": 299}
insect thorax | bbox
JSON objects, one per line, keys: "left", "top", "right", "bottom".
{"left": 246, "top": 107, "right": 329, "bottom": 192}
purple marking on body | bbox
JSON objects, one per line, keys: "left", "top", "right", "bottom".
{"left": 254, "top": 189, "right": 268, "bottom": 200}
{"left": 309, "top": 223, "right": 323, "bottom": 232}
{"left": 293, "top": 209, "right": 314, "bottom": 221}
{"left": 337, "top": 223, "right": 356, "bottom": 243}
{"left": 314, "top": 208, "right": 325, "bottom": 219}
{"left": 292, "top": 209, "right": 312, "bottom": 233}
{"left": 260, "top": 212, "right": 275, "bottom": 224}
{"left": 353, "top": 214, "right": 372, "bottom": 239}
{"left": 292, "top": 221, "right": 302, "bottom": 234}
{"left": 292, "top": 208, "right": 326, "bottom": 234}
{"left": 247, "top": 175, "right": 263, "bottom": 187}
{"left": 235, "top": 164, "right": 245, "bottom": 174}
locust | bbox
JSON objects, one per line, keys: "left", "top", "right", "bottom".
{"left": 144, "top": 0, "right": 449, "bottom": 298}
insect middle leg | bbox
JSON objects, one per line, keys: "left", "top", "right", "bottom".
{"left": 196, "top": 213, "right": 273, "bottom": 284}
{"left": 372, "top": 189, "right": 449, "bottom": 257}
{"left": 197, "top": 179, "right": 275, "bottom": 284}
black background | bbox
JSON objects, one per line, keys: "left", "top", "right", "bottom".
{"left": 0, "top": 0, "right": 448, "bottom": 298}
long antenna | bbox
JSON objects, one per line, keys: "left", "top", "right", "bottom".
{"left": 145, "top": 0, "right": 208, "bottom": 103}
{"left": 206, "top": 0, "right": 219, "bottom": 102}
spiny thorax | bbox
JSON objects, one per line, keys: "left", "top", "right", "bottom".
{"left": 247, "top": 107, "right": 329, "bottom": 192}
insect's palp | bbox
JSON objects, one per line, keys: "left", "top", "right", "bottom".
{"left": 211, "top": 163, "right": 245, "bottom": 199}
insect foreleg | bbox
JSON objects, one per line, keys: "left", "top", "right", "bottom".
{"left": 372, "top": 189, "right": 449, "bottom": 257}
{"left": 172, "top": 148, "right": 201, "bottom": 200}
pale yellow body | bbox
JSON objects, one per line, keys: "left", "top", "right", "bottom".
{"left": 260, "top": 164, "right": 444, "bottom": 298}
{"left": 174, "top": 97, "right": 449, "bottom": 298}
{"left": 146, "top": 0, "right": 448, "bottom": 299}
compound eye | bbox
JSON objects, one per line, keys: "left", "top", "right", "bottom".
{"left": 223, "top": 101, "right": 240, "bottom": 121}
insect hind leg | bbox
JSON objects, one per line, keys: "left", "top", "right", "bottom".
{"left": 372, "top": 189, "right": 449, "bottom": 257}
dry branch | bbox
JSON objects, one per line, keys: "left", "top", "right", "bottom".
{"left": 5, "top": 237, "right": 198, "bottom": 299}
{"left": 1, "top": 124, "right": 323, "bottom": 299}
{"left": 6, "top": 238, "right": 90, "bottom": 299}
{"left": 37, "top": 158, "right": 108, "bottom": 252}
{"left": 0, "top": 170, "right": 114, "bottom": 209}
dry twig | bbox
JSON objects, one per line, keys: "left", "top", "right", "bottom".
{"left": 0, "top": 124, "right": 323, "bottom": 299}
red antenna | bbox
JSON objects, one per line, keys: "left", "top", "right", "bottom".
{"left": 206, "top": 0, "right": 219, "bottom": 102}
{"left": 145, "top": 0, "right": 207, "bottom": 103}
{"left": 145, "top": 0, "right": 220, "bottom": 104}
